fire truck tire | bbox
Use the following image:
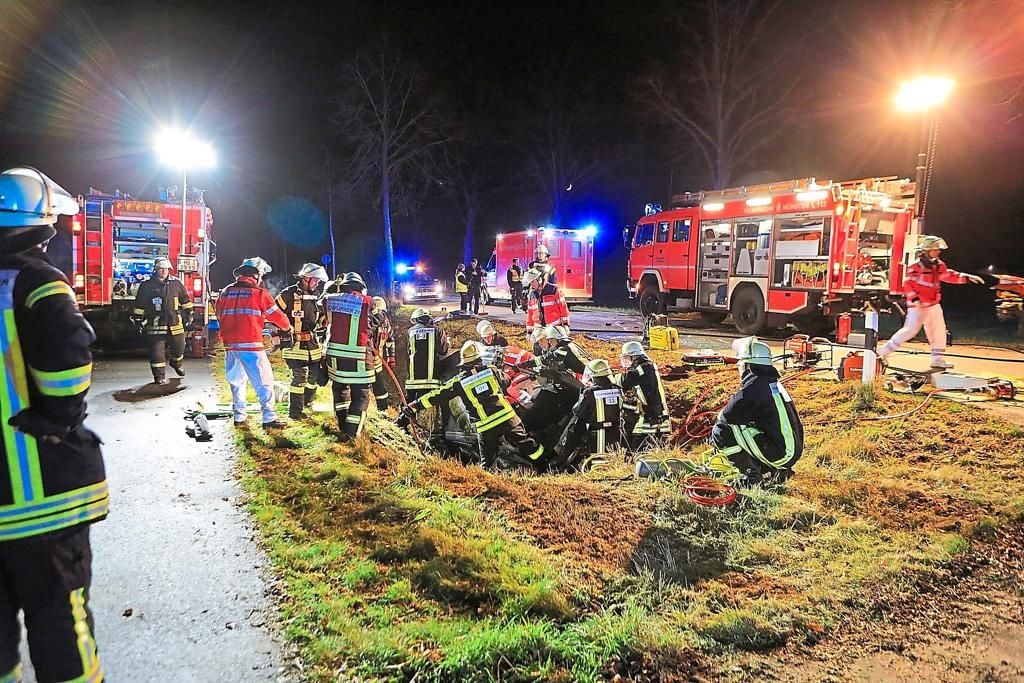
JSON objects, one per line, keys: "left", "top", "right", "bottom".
{"left": 639, "top": 285, "right": 666, "bottom": 316}
{"left": 730, "top": 287, "right": 767, "bottom": 335}
{"left": 698, "top": 311, "right": 728, "bottom": 325}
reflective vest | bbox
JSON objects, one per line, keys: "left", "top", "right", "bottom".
{"left": 0, "top": 252, "right": 108, "bottom": 542}
{"left": 132, "top": 276, "right": 192, "bottom": 335}
{"left": 324, "top": 291, "right": 374, "bottom": 384}
{"left": 455, "top": 272, "right": 469, "bottom": 294}
{"left": 620, "top": 357, "right": 669, "bottom": 434}
{"left": 569, "top": 383, "right": 623, "bottom": 454}
{"left": 406, "top": 323, "right": 450, "bottom": 391}
{"left": 418, "top": 366, "right": 516, "bottom": 433}
{"left": 903, "top": 257, "right": 968, "bottom": 307}
{"left": 275, "top": 283, "right": 324, "bottom": 362}
{"left": 371, "top": 312, "right": 395, "bottom": 372}
{"left": 715, "top": 364, "right": 803, "bottom": 469}
{"left": 525, "top": 283, "right": 570, "bottom": 334}
{"left": 507, "top": 266, "right": 522, "bottom": 285}
{"left": 216, "top": 277, "right": 291, "bottom": 350}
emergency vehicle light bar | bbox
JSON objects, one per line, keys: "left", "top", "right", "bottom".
{"left": 671, "top": 177, "right": 835, "bottom": 209}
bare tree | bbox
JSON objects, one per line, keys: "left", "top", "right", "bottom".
{"left": 639, "top": 0, "right": 796, "bottom": 189}
{"left": 332, "top": 45, "right": 452, "bottom": 281}
{"left": 444, "top": 146, "right": 500, "bottom": 265}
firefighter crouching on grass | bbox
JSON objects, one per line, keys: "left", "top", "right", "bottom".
{"left": 618, "top": 341, "right": 670, "bottom": 449}
{"left": 397, "top": 341, "right": 544, "bottom": 470}
{"left": 216, "top": 257, "right": 292, "bottom": 429}
{"left": 324, "top": 272, "right": 375, "bottom": 441}
{"left": 370, "top": 296, "right": 396, "bottom": 411}
{"left": 0, "top": 167, "right": 108, "bottom": 683}
{"left": 539, "top": 325, "right": 588, "bottom": 376}
{"left": 132, "top": 256, "right": 192, "bottom": 384}
{"left": 276, "top": 263, "right": 328, "bottom": 419}
{"left": 879, "top": 235, "right": 984, "bottom": 369}
{"left": 711, "top": 337, "right": 803, "bottom": 485}
{"left": 552, "top": 358, "right": 623, "bottom": 471}
{"left": 524, "top": 267, "right": 570, "bottom": 340}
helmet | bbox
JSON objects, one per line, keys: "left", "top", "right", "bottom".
{"left": 237, "top": 257, "right": 272, "bottom": 275}
{"left": 459, "top": 340, "right": 482, "bottom": 365}
{"left": 153, "top": 257, "right": 173, "bottom": 269}
{"left": 553, "top": 325, "right": 571, "bottom": 340}
{"left": 296, "top": 263, "right": 329, "bottom": 281}
{"left": 621, "top": 341, "right": 647, "bottom": 357}
{"left": 0, "top": 167, "right": 79, "bottom": 228}
{"left": 476, "top": 320, "right": 496, "bottom": 340}
{"left": 534, "top": 244, "right": 550, "bottom": 258}
{"left": 732, "top": 336, "right": 773, "bottom": 366}
{"left": 521, "top": 268, "right": 544, "bottom": 288}
{"left": 585, "top": 358, "right": 612, "bottom": 378}
{"left": 411, "top": 307, "right": 432, "bottom": 324}
{"left": 371, "top": 296, "right": 387, "bottom": 315}
{"left": 540, "top": 325, "right": 563, "bottom": 341}
{"left": 340, "top": 271, "right": 366, "bottom": 292}
{"left": 917, "top": 235, "right": 949, "bottom": 252}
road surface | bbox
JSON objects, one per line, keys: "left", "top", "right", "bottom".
{"left": 18, "top": 356, "right": 289, "bottom": 682}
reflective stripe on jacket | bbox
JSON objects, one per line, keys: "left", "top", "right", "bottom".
{"left": 324, "top": 291, "right": 374, "bottom": 384}
{"left": 903, "top": 257, "right": 967, "bottom": 307}
{"left": 406, "top": 324, "right": 451, "bottom": 390}
{"left": 276, "top": 284, "right": 324, "bottom": 361}
{"left": 525, "top": 283, "right": 570, "bottom": 334}
{"left": 716, "top": 363, "right": 803, "bottom": 469}
{"left": 216, "top": 276, "right": 291, "bottom": 350}
{"left": 132, "top": 276, "right": 192, "bottom": 335}
{"left": 417, "top": 365, "right": 515, "bottom": 432}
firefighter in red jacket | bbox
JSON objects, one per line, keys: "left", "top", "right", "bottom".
{"left": 879, "top": 236, "right": 984, "bottom": 368}
{"left": 370, "top": 296, "right": 396, "bottom": 411}
{"left": 215, "top": 257, "right": 293, "bottom": 429}
{"left": 0, "top": 167, "right": 108, "bottom": 683}
{"left": 324, "top": 272, "right": 375, "bottom": 440}
{"left": 276, "top": 263, "right": 328, "bottom": 419}
{"left": 524, "top": 267, "right": 570, "bottom": 339}
{"left": 132, "top": 256, "right": 193, "bottom": 384}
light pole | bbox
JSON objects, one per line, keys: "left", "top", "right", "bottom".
{"left": 894, "top": 77, "right": 955, "bottom": 232}
{"left": 154, "top": 128, "right": 216, "bottom": 258}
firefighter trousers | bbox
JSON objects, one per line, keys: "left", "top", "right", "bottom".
{"left": 711, "top": 421, "right": 794, "bottom": 485}
{"left": 879, "top": 304, "right": 949, "bottom": 366}
{"left": 0, "top": 525, "right": 102, "bottom": 683}
{"left": 478, "top": 419, "right": 544, "bottom": 470}
{"left": 509, "top": 284, "right": 523, "bottom": 313}
{"left": 332, "top": 382, "right": 372, "bottom": 441}
{"left": 285, "top": 358, "right": 319, "bottom": 418}
{"left": 372, "top": 367, "right": 391, "bottom": 411}
{"left": 557, "top": 420, "right": 618, "bottom": 468}
{"left": 148, "top": 333, "right": 186, "bottom": 382}
{"left": 469, "top": 287, "right": 481, "bottom": 314}
{"left": 225, "top": 350, "right": 278, "bottom": 424}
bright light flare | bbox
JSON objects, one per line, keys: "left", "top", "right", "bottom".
{"left": 415, "top": 264, "right": 425, "bottom": 274}
{"left": 395, "top": 263, "right": 409, "bottom": 275}
{"left": 702, "top": 202, "right": 724, "bottom": 212}
{"left": 745, "top": 196, "right": 771, "bottom": 207}
{"left": 154, "top": 128, "right": 216, "bottom": 168}
{"left": 796, "top": 190, "right": 828, "bottom": 203}
{"left": 581, "top": 225, "right": 598, "bottom": 238}
{"left": 893, "top": 77, "right": 955, "bottom": 113}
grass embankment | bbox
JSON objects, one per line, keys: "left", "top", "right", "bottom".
{"left": 232, "top": 313, "right": 1024, "bottom": 681}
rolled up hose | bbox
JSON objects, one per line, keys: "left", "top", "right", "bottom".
{"left": 683, "top": 476, "right": 737, "bottom": 506}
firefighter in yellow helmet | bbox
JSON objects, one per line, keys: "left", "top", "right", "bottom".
{"left": 619, "top": 340, "right": 670, "bottom": 451}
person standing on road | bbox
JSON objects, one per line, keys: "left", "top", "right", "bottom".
{"left": 132, "top": 256, "right": 192, "bottom": 385}
{"left": 879, "top": 235, "right": 984, "bottom": 369}
{"left": 468, "top": 258, "right": 484, "bottom": 314}
{"left": 523, "top": 267, "right": 570, "bottom": 340}
{"left": 216, "top": 257, "right": 293, "bottom": 429}
{"left": 507, "top": 257, "right": 524, "bottom": 313}
{"left": 0, "top": 167, "right": 109, "bottom": 683}
{"left": 324, "top": 272, "right": 375, "bottom": 441}
{"left": 370, "top": 296, "right": 396, "bottom": 412}
{"left": 454, "top": 263, "right": 469, "bottom": 313}
{"left": 529, "top": 243, "right": 557, "bottom": 285}
{"left": 275, "top": 263, "right": 328, "bottom": 419}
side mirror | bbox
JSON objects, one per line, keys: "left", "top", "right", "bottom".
{"left": 622, "top": 226, "right": 632, "bottom": 250}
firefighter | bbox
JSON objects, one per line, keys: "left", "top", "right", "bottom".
{"left": 476, "top": 320, "right": 508, "bottom": 367}
{"left": 405, "top": 307, "right": 452, "bottom": 401}
{"left": 216, "top": 257, "right": 292, "bottom": 429}
{"left": 524, "top": 267, "right": 570, "bottom": 339}
{"left": 711, "top": 337, "right": 804, "bottom": 485}
{"left": 553, "top": 358, "right": 624, "bottom": 470}
{"left": 323, "top": 272, "right": 375, "bottom": 440}
{"left": 879, "top": 235, "right": 984, "bottom": 369}
{"left": 455, "top": 263, "right": 469, "bottom": 313}
{"left": 397, "top": 341, "right": 544, "bottom": 470}
{"left": 132, "top": 256, "right": 193, "bottom": 384}
{"left": 507, "top": 257, "right": 524, "bottom": 313}
{"left": 0, "top": 167, "right": 108, "bottom": 683}
{"left": 370, "top": 296, "right": 396, "bottom": 411}
{"left": 468, "top": 257, "right": 484, "bottom": 314}
{"left": 275, "top": 263, "right": 328, "bottom": 419}
{"left": 539, "top": 325, "right": 588, "bottom": 375}
{"left": 618, "top": 340, "right": 670, "bottom": 449}
{"left": 528, "top": 243, "right": 557, "bottom": 284}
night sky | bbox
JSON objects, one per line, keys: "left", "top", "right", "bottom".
{"left": 2, "top": 0, "right": 1023, "bottom": 303}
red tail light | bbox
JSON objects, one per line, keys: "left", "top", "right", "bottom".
{"left": 73, "top": 274, "right": 84, "bottom": 289}
{"left": 192, "top": 279, "right": 203, "bottom": 295}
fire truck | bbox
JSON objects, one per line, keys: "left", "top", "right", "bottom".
{"left": 625, "top": 176, "right": 917, "bottom": 334}
{"left": 50, "top": 189, "right": 215, "bottom": 348}
{"left": 485, "top": 227, "right": 596, "bottom": 303}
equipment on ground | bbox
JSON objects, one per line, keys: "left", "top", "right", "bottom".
{"left": 782, "top": 335, "right": 833, "bottom": 370}
{"left": 837, "top": 351, "right": 882, "bottom": 381}
{"left": 485, "top": 227, "right": 595, "bottom": 303}
{"left": 648, "top": 325, "right": 680, "bottom": 350}
{"left": 680, "top": 349, "right": 728, "bottom": 369}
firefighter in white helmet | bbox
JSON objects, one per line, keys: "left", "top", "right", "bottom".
{"left": 538, "top": 325, "right": 588, "bottom": 375}
{"left": 553, "top": 358, "right": 624, "bottom": 471}
{"left": 879, "top": 235, "right": 984, "bottom": 369}
{"left": 132, "top": 256, "right": 193, "bottom": 384}
{"left": 528, "top": 243, "right": 557, "bottom": 285}
{"left": 476, "top": 320, "right": 508, "bottom": 367}
{"left": 524, "top": 267, "right": 569, "bottom": 339}
{"left": 618, "top": 340, "right": 670, "bottom": 450}
{"left": 370, "top": 296, "right": 396, "bottom": 411}
{"left": 0, "top": 167, "right": 108, "bottom": 683}
{"left": 710, "top": 336, "right": 803, "bottom": 485}
{"left": 275, "top": 263, "right": 329, "bottom": 418}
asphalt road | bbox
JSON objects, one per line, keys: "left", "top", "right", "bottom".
{"left": 18, "top": 356, "right": 287, "bottom": 682}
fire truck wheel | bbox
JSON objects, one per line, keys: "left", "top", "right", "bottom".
{"left": 639, "top": 285, "right": 666, "bottom": 316}
{"left": 730, "top": 287, "right": 767, "bottom": 335}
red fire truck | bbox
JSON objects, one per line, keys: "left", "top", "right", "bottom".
{"left": 50, "top": 190, "right": 215, "bottom": 348}
{"left": 625, "top": 176, "right": 917, "bottom": 334}
{"left": 485, "top": 227, "right": 596, "bottom": 303}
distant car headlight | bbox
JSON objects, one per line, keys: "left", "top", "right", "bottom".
{"left": 403, "top": 284, "right": 415, "bottom": 299}
{"left": 434, "top": 284, "right": 443, "bottom": 294}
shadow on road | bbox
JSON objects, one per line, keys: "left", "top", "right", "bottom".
{"left": 112, "top": 379, "right": 187, "bottom": 403}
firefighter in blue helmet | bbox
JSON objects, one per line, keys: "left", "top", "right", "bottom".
{"left": 0, "top": 167, "right": 108, "bottom": 683}
{"left": 711, "top": 336, "right": 804, "bottom": 485}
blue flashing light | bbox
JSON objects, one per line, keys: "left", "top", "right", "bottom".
{"left": 395, "top": 263, "right": 409, "bottom": 275}
{"left": 581, "top": 225, "right": 598, "bottom": 238}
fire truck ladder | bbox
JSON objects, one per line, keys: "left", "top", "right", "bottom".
{"left": 670, "top": 177, "right": 840, "bottom": 208}
{"left": 82, "top": 198, "right": 106, "bottom": 307}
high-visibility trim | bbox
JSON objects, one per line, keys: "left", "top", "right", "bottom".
{"left": 29, "top": 363, "right": 92, "bottom": 397}
{"left": 282, "top": 348, "right": 322, "bottom": 361}
{"left": 288, "top": 385, "right": 304, "bottom": 394}
{"left": 0, "top": 664, "right": 22, "bottom": 683}
{"left": 220, "top": 307, "right": 262, "bottom": 316}
{"left": 132, "top": 307, "right": 146, "bottom": 316}
{"left": 334, "top": 402, "right": 351, "bottom": 411}
{"left": 225, "top": 342, "right": 265, "bottom": 350}
{"left": 524, "top": 443, "right": 545, "bottom": 461}
{"left": 25, "top": 280, "right": 75, "bottom": 308}
{"left": 70, "top": 587, "right": 104, "bottom": 683}
{"left": 770, "top": 383, "right": 797, "bottom": 465}
{"left": 265, "top": 304, "right": 280, "bottom": 316}
{"left": 149, "top": 362, "right": 166, "bottom": 368}
{"left": 0, "top": 498, "right": 109, "bottom": 542}
{"left": 0, "top": 480, "right": 109, "bottom": 522}
{"left": 0, "top": 308, "right": 42, "bottom": 504}
{"left": 180, "top": 301, "right": 194, "bottom": 309}
{"left": 405, "top": 379, "right": 440, "bottom": 390}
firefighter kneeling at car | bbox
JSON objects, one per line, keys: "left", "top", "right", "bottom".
{"left": 711, "top": 336, "right": 804, "bottom": 485}
{"left": 553, "top": 358, "right": 623, "bottom": 471}
{"left": 276, "top": 263, "right": 328, "bottom": 419}
{"left": 619, "top": 340, "right": 670, "bottom": 449}
{"left": 397, "top": 341, "right": 544, "bottom": 470}
{"left": 539, "top": 325, "right": 588, "bottom": 376}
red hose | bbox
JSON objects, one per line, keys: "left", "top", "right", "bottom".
{"left": 684, "top": 476, "right": 737, "bottom": 506}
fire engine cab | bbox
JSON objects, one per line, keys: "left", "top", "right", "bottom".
{"left": 625, "top": 176, "right": 917, "bottom": 334}
{"left": 486, "top": 227, "right": 595, "bottom": 303}
{"left": 50, "top": 189, "right": 215, "bottom": 348}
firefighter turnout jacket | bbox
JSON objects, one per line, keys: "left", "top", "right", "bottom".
{"left": 215, "top": 275, "right": 291, "bottom": 350}
{"left": 132, "top": 275, "right": 192, "bottom": 335}
{"left": 406, "top": 322, "right": 452, "bottom": 392}
{"left": 324, "top": 291, "right": 375, "bottom": 384}
{"left": 414, "top": 364, "right": 516, "bottom": 434}
{"left": 714, "top": 363, "right": 803, "bottom": 471}
{"left": 275, "top": 283, "right": 324, "bottom": 361}
{"left": 543, "top": 339, "right": 588, "bottom": 375}
{"left": 525, "top": 283, "right": 570, "bottom": 335}
{"left": 560, "top": 378, "right": 623, "bottom": 456}
{"left": 0, "top": 249, "right": 108, "bottom": 541}
{"left": 371, "top": 311, "right": 396, "bottom": 372}
{"left": 903, "top": 256, "right": 969, "bottom": 307}
{"left": 620, "top": 356, "right": 669, "bottom": 431}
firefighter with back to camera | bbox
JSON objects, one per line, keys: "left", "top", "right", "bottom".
{"left": 132, "top": 256, "right": 193, "bottom": 384}
{"left": 323, "top": 272, "right": 376, "bottom": 441}
{"left": 553, "top": 358, "right": 624, "bottom": 471}
{"left": 370, "top": 296, "right": 396, "bottom": 412}
{"left": 275, "top": 263, "right": 328, "bottom": 419}
{"left": 0, "top": 167, "right": 108, "bottom": 683}
{"left": 619, "top": 340, "right": 670, "bottom": 449}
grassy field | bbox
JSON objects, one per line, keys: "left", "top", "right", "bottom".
{"left": 232, "top": 315, "right": 1024, "bottom": 681}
